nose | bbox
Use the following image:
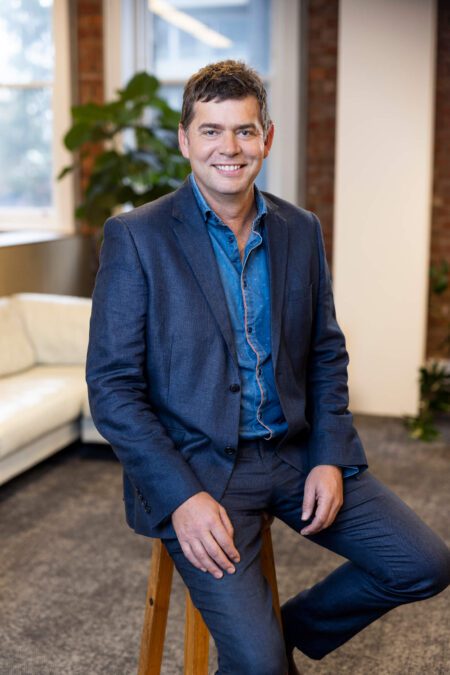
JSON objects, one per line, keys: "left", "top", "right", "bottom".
{"left": 219, "top": 131, "right": 240, "bottom": 156}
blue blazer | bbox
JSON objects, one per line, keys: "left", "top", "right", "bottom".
{"left": 86, "top": 179, "right": 367, "bottom": 538}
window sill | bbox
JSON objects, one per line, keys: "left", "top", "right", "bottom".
{"left": 0, "top": 230, "right": 76, "bottom": 248}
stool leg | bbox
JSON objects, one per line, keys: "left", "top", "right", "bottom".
{"left": 260, "top": 526, "right": 282, "bottom": 626}
{"left": 138, "top": 529, "right": 281, "bottom": 674}
{"left": 138, "top": 539, "right": 174, "bottom": 675}
{"left": 184, "top": 590, "right": 210, "bottom": 675}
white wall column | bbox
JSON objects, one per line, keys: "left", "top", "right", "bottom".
{"left": 333, "top": 0, "right": 437, "bottom": 416}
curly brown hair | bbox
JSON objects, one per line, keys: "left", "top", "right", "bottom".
{"left": 180, "top": 60, "right": 271, "bottom": 138}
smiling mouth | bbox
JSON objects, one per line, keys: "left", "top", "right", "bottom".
{"left": 214, "top": 164, "right": 245, "bottom": 172}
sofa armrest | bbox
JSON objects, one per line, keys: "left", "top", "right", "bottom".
{"left": 13, "top": 293, "right": 92, "bottom": 365}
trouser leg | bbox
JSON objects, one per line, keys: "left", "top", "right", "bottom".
{"left": 270, "top": 468, "right": 450, "bottom": 660}
{"left": 162, "top": 442, "right": 288, "bottom": 675}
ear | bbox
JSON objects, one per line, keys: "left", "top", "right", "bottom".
{"left": 178, "top": 124, "right": 190, "bottom": 159}
{"left": 263, "top": 123, "right": 275, "bottom": 159}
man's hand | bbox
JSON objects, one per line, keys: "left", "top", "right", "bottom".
{"left": 300, "top": 465, "right": 343, "bottom": 535}
{"left": 171, "top": 491, "right": 240, "bottom": 579}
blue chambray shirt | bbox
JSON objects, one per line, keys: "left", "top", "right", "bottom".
{"left": 189, "top": 175, "right": 359, "bottom": 478}
{"left": 190, "top": 174, "right": 288, "bottom": 440}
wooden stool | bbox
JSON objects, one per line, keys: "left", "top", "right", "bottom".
{"left": 138, "top": 522, "right": 282, "bottom": 675}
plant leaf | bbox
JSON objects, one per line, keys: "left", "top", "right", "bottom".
{"left": 120, "top": 72, "right": 159, "bottom": 101}
{"left": 57, "top": 165, "right": 74, "bottom": 180}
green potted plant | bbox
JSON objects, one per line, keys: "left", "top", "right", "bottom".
{"left": 58, "top": 72, "right": 190, "bottom": 241}
{"left": 405, "top": 261, "right": 450, "bottom": 440}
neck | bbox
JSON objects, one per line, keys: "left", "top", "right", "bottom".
{"left": 197, "top": 183, "right": 257, "bottom": 236}
{"left": 215, "top": 196, "right": 256, "bottom": 236}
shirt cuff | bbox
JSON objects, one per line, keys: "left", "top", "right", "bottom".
{"left": 341, "top": 465, "right": 360, "bottom": 478}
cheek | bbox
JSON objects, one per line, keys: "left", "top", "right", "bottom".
{"left": 190, "top": 144, "right": 212, "bottom": 162}
{"left": 247, "top": 142, "right": 266, "bottom": 159}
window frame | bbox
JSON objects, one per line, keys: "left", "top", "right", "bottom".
{"left": 0, "top": 0, "right": 75, "bottom": 234}
{"left": 104, "top": 0, "right": 305, "bottom": 205}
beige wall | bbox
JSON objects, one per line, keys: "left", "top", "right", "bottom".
{"left": 333, "top": 0, "right": 437, "bottom": 416}
{"left": 0, "top": 236, "right": 94, "bottom": 298}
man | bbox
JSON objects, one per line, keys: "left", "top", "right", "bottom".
{"left": 86, "top": 61, "right": 450, "bottom": 674}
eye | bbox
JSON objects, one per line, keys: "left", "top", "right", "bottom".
{"left": 202, "top": 129, "right": 219, "bottom": 137}
{"left": 238, "top": 128, "right": 256, "bottom": 138}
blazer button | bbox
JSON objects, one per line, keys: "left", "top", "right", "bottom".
{"left": 229, "top": 384, "right": 241, "bottom": 393}
{"left": 224, "top": 446, "right": 236, "bottom": 455}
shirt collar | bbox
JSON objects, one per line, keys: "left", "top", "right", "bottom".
{"left": 189, "top": 173, "right": 267, "bottom": 229}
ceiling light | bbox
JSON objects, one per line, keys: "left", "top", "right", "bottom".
{"left": 149, "top": 0, "right": 232, "bottom": 48}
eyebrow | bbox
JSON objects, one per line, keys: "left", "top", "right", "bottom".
{"left": 197, "top": 123, "right": 259, "bottom": 131}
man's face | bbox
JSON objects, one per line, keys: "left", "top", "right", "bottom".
{"left": 178, "top": 96, "right": 274, "bottom": 204}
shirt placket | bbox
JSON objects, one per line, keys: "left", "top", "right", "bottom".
{"left": 240, "top": 230, "right": 273, "bottom": 440}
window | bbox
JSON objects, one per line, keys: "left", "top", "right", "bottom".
{"left": 105, "top": 0, "right": 304, "bottom": 204}
{"left": 0, "top": 0, "right": 74, "bottom": 233}
{"left": 145, "top": 0, "right": 270, "bottom": 107}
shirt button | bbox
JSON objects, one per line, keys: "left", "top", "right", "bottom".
{"left": 229, "top": 383, "right": 241, "bottom": 392}
{"left": 243, "top": 280, "right": 247, "bottom": 288}
{"left": 258, "top": 367, "right": 262, "bottom": 375}
{"left": 248, "top": 326, "right": 253, "bottom": 334}
{"left": 224, "top": 446, "right": 236, "bottom": 456}
{"left": 228, "top": 235, "right": 234, "bottom": 243}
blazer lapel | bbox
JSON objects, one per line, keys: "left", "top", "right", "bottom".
{"left": 264, "top": 200, "right": 289, "bottom": 372}
{"left": 171, "top": 182, "right": 239, "bottom": 367}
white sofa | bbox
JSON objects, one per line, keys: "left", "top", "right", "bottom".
{"left": 0, "top": 293, "right": 106, "bottom": 486}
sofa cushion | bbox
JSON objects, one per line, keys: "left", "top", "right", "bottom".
{"left": 0, "top": 365, "right": 86, "bottom": 460}
{"left": 13, "top": 293, "right": 91, "bottom": 365}
{"left": 0, "top": 298, "right": 36, "bottom": 377}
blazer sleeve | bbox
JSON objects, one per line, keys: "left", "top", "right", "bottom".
{"left": 305, "top": 213, "right": 368, "bottom": 473}
{"left": 86, "top": 216, "right": 203, "bottom": 529}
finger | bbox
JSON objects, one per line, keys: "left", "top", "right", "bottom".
{"left": 301, "top": 482, "right": 317, "bottom": 521}
{"left": 302, "top": 498, "right": 342, "bottom": 534}
{"left": 203, "top": 532, "right": 237, "bottom": 574}
{"left": 300, "top": 514, "right": 325, "bottom": 535}
{"left": 300, "top": 498, "right": 330, "bottom": 535}
{"left": 216, "top": 509, "right": 240, "bottom": 563}
{"left": 189, "top": 538, "right": 226, "bottom": 579}
{"left": 324, "top": 501, "right": 343, "bottom": 529}
{"left": 180, "top": 541, "right": 208, "bottom": 573}
{"left": 219, "top": 505, "right": 234, "bottom": 537}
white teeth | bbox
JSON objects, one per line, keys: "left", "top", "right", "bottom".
{"left": 216, "top": 165, "right": 241, "bottom": 171}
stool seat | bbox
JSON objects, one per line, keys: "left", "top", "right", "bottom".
{"left": 138, "top": 523, "right": 281, "bottom": 675}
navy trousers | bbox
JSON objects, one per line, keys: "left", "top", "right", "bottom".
{"left": 163, "top": 437, "right": 450, "bottom": 675}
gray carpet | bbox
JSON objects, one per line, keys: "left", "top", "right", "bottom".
{"left": 1, "top": 415, "right": 449, "bottom": 675}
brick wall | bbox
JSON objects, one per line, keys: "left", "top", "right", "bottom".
{"left": 73, "top": 0, "right": 105, "bottom": 233}
{"left": 75, "top": 0, "right": 104, "bottom": 106}
{"left": 305, "top": 0, "right": 339, "bottom": 264}
{"left": 427, "top": 0, "right": 450, "bottom": 358}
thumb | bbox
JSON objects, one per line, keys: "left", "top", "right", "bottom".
{"left": 301, "top": 482, "right": 316, "bottom": 521}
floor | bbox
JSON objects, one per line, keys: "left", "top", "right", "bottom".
{"left": 1, "top": 415, "right": 449, "bottom": 674}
